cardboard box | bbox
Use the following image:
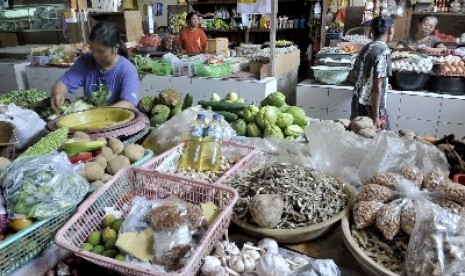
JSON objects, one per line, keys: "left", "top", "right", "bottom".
{"left": 207, "top": 38, "right": 229, "bottom": 57}
{"left": 250, "top": 49, "right": 301, "bottom": 79}
{"left": 0, "top": 121, "right": 18, "bottom": 159}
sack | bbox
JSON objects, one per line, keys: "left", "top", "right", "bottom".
{"left": 0, "top": 104, "right": 46, "bottom": 150}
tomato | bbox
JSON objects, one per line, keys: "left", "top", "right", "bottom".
{"left": 68, "top": 152, "right": 93, "bottom": 164}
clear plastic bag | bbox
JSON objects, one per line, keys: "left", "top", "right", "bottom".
{"left": 406, "top": 200, "right": 465, "bottom": 276}
{"left": 0, "top": 152, "right": 88, "bottom": 219}
{"left": 150, "top": 199, "right": 193, "bottom": 270}
{"left": 0, "top": 104, "right": 46, "bottom": 150}
{"left": 305, "top": 121, "right": 449, "bottom": 189}
{"left": 142, "top": 106, "right": 235, "bottom": 155}
{"left": 289, "top": 258, "right": 341, "bottom": 276}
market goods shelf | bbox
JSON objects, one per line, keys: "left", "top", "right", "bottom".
{"left": 412, "top": 12, "right": 465, "bottom": 16}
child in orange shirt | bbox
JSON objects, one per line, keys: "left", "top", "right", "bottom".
{"left": 178, "top": 12, "right": 208, "bottom": 54}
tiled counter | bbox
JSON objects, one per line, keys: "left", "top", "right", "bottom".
{"left": 296, "top": 79, "right": 465, "bottom": 138}
{"left": 24, "top": 66, "right": 277, "bottom": 104}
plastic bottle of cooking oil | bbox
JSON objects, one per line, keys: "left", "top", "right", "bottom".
{"left": 179, "top": 113, "right": 207, "bottom": 170}
{"left": 200, "top": 113, "right": 223, "bottom": 172}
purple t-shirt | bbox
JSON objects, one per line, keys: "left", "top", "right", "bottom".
{"left": 59, "top": 53, "right": 140, "bottom": 106}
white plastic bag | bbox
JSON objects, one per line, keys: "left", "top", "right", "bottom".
{"left": 0, "top": 104, "right": 46, "bottom": 150}
{"left": 305, "top": 121, "right": 449, "bottom": 188}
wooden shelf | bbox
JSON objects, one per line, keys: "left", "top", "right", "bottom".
{"left": 190, "top": 1, "right": 236, "bottom": 5}
{"left": 412, "top": 12, "right": 465, "bottom": 16}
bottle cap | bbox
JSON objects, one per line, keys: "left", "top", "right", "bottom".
{"left": 197, "top": 113, "right": 206, "bottom": 120}
{"left": 213, "top": 113, "right": 222, "bottom": 121}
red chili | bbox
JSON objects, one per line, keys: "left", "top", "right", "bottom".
{"left": 68, "top": 152, "right": 93, "bottom": 164}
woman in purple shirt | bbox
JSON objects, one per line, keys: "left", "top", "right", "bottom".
{"left": 51, "top": 21, "right": 140, "bottom": 112}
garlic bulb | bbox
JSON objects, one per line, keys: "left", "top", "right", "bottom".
{"left": 207, "top": 266, "right": 228, "bottom": 276}
{"left": 228, "top": 254, "right": 256, "bottom": 273}
{"left": 215, "top": 241, "right": 240, "bottom": 257}
{"left": 201, "top": 256, "right": 222, "bottom": 276}
{"left": 255, "top": 253, "right": 291, "bottom": 276}
{"left": 242, "top": 243, "right": 262, "bottom": 261}
{"left": 257, "top": 238, "right": 279, "bottom": 255}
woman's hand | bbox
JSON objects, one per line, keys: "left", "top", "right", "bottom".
{"left": 51, "top": 81, "right": 68, "bottom": 113}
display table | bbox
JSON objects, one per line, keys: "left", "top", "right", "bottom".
{"left": 296, "top": 79, "right": 465, "bottom": 138}
{"left": 24, "top": 66, "right": 277, "bottom": 104}
{"left": 0, "top": 59, "right": 29, "bottom": 93}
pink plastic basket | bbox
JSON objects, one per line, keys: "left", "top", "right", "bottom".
{"left": 141, "top": 141, "right": 258, "bottom": 184}
{"left": 54, "top": 167, "right": 238, "bottom": 276}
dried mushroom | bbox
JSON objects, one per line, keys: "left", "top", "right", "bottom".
{"left": 356, "top": 184, "right": 395, "bottom": 203}
{"left": 352, "top": 200, "right": 384, "bottom": 229}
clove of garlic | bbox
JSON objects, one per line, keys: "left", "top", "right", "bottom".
{"left": 201, "top": 256, "right": 222, "bottom": 275}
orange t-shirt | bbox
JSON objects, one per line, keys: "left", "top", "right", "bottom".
{"left": 178, "top": 28, "right": 208, "bottom": 54}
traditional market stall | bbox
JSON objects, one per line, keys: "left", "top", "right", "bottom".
{"left": 2, "top": 0, "right": 465, "bottom": 275}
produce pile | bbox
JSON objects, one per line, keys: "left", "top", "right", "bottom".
{"left": 200, "top": 92, "right": 309, "bottom": 140}
{"left": 226, "top": 163, "right": 348, "bottom": 229}
{"left": 353, "top": 166, "right": 465, "bottom": 241}
{"left": 79, "top": 214, "right": 126, "bottom": 260}
{"left": 75, "top": 197, "right": 221, "bottom": 273}
{"left": 333, "top": 116, "right": 378, "bottom": 138}
{"left": 137, "top": 89, "right": 193, "bottom": 128}
{"left": 428, "top": 134, "right": 465, "bottom": 177}
{"left": 65, "top": 133, "right": 146, "bottom": 190}
{"left": 0, "top": 89, "right": 47, "bottom": 107}
{"left": 200, "top": 238, "right": 313, "bottom": 275}
{"left": 347, "top": 164, "right": 465, "bottom": 274}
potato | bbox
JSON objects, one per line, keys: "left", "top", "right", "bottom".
{"left": 107, "top": 155, "right": 130, "bottom": 175}
{"left": 100, "top": 147, "right": 114, "bottom": 160}
{"left": 108, "top": 138, "right": 124, "bottom": 155}
{"left": 122, "top": 144, "right": 145, "bottom": 163}
{"left": 94, "top": 155, "right": 107, "bottom": 170}
{"left": 82, "top": 162, "right": 105, "bottom": 182}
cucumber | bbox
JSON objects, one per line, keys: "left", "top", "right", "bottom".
{"left": 216, "top": 111, "right": 239, "bottom": 122}
{"left": 182, "top": 93, "right": 193, "bottom": 110}
{"left": 198, "top": 100, "right": 248, "bottom": 111}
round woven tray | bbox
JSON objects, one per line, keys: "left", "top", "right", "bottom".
{"left": 46, "top": 111, "right": 149, "bottom": 139}
{"left": 48, "top": 110, "right": 143, "bottom": 134}
{"left": 87, "top": 112, "right": 149, "bottom": 140}
{"left": 231, "top": 183, "right": 356, "bottom": 244}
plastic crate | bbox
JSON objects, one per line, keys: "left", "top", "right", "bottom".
{"left": 55, "top": 167, "right": 238, "bottom": 276}
{"left": 194, "top": 62, "right": 232, "bottom": 78}
{"left": 151, "top": 61, "right": 173, "bottom": 76}
{"left": 141, "top": 141, "right": 257, "bottom": 184}
{"left": 0, "top": 208, "right": 75, "bottom": 276}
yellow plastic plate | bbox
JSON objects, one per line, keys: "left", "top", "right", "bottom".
{"left": 56, "top": 107, "right": 136, "bottom": 132}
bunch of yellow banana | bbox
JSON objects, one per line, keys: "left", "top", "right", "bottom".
{"left": 173, "top": 12, "right": 187, "bottom": 33}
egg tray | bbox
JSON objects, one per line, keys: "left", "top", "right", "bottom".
{"left": 435, "top": 70, "right": 465, "bottom": 78}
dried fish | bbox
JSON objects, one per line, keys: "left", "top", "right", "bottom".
{"left": 225, "top": 163, "right": 348, "bottom": 229}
